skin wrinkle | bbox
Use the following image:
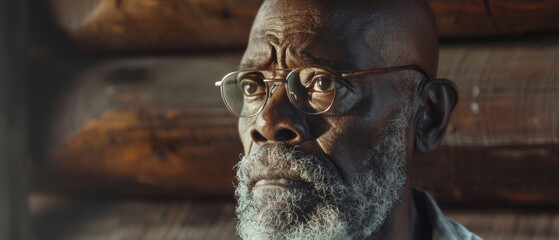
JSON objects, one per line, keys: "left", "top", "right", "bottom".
{"left": 377, "top": 26, "right": 392, "bottom": 65}
{"left": 231, "top": 0, "right": 456, "bottom": 239}
{"left": 236, "top": 102, "right": 412, "bottom": 239}
{"left": 243, "top": 12, "right": 343, "bottom": 70}
{"left": 272, "top": 34, "right": 343, "bottom": 70}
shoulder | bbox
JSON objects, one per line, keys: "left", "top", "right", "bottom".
{"left": 412, "top": 187, "right": 483, "bottom": 240}
{"left": 442, "top": 218, "right": 483, "bottom": 240}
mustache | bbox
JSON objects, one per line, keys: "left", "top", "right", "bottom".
{"left": 237, "top": 143, "right": 331, "bottom": 185}
{"left": 242, "top": 144, "right": 305, "bottom": 182}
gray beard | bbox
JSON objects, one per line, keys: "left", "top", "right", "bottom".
{"left": 235, "top": 106, "right": 410, "bottom": 240}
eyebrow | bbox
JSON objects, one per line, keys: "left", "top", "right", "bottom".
{"left": 239, "top": 52, "right": 344, "bottom": 71}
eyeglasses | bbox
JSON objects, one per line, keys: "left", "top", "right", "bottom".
{"left": 215, "top": 65, "right": 426, "bottom": 118}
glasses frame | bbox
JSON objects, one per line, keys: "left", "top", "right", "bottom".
{"left": 215, "top": 65, "right": 427, "bottom": 118}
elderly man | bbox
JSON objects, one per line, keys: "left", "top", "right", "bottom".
{"left": 215, "top": 0, "right": 481, "bottom": 239}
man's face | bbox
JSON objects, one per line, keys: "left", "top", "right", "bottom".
{"left": 234, "top": 3, "right": 425, "bottom": 239}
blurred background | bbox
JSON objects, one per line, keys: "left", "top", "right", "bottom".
{"left": 1, "top": 0, "right": 558, "bottom": 239}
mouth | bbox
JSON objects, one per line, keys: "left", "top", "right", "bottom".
{"left": 253, "top": 178, "right": 297, "bottom": 191}
{"left": 254, "top": 178, "right": 291, "bottom": 187}
{"left": 243, "top": 143, "right": 336, "bottom": 197}
{"left": 250, "top": 168, "right": 303, "bottom": 183}
{"left": 251, "top": 179, "right": 313, "bottom": 205}
{"left": 249, "top": 169, "right": 310, "bottom": 196}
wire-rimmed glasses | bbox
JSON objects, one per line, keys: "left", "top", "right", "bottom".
{"left": 215, "top": 65, "right": 426, "bottom": 118}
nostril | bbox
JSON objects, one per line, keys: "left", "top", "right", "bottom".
{"left": 251, "top": 130, "right": 267, "bottom": 143}
{"left": 274, "top": 128, "right": 297, "bottom": 142}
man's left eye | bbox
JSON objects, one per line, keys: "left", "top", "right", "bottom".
{"left": 310, "top": 75, "right": 335, "bottom": 92}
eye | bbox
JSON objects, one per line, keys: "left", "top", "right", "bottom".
{"left": 240, "top": 78, "right": 265, "bottom": 96}
{"left": 310, "top": 75, "right": 336, "bottom": 92}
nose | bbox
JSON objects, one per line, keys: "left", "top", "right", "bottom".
{"left": 250, "top": 84, "right": 309, "bottom": 145}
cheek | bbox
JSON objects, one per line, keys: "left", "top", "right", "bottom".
{"left": 238, "top": 118, "right": 254, "bottom": 154}
{"left": 316, "top": 114, "right": 380, "bottom": 179}
{"left": 315, "top": 85, "right": 399, "bottom": 180}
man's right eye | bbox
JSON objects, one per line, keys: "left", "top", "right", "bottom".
{"left": 240, "top": 79, "right": 265, "bottom": 96}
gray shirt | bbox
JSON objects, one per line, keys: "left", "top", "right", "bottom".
{"left": 413, "top": 187, "right": 483, "bottom": 240}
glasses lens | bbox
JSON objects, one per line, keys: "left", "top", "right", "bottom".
{"left": 221, "top": 71, "right": 267, "bottom": 117}
{"left": 287, "top": 67, "right": 337, "bottom": 114}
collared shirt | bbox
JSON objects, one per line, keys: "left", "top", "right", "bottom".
{"left": 413, "top": 187, "right": 483, "bottom": 240}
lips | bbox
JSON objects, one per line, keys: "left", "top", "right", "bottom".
{"left": 250, "top": 168, "right": 303, "bottom": 184}
{"left": 254, "top": 178, "right": 291, "bottom": 187}
{"left": 250, "top": 168, "right": 304, "bottom": 191}
{"left": 244, "top": 143, "right": 341, "bottom": 193}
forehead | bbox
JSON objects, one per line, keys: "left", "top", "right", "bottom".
{"left": 240, "top": 8, "right": 380, "bottom": 72}
{"left": 240, "top": 0, "right": 439, "bottom": 79}
{"left": 241, "top": 34, "right": 346, "bottom": 70}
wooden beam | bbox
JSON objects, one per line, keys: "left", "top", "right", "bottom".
{"left": 47, "top": 0, "right": 559, "bottom": 52}
{"left": 439, "top": 37, "right": 559, "bottom": 146}
{"left": 429, "top": 0, "right": 559, "bottom": 38}
{"left": 412, "top": 144, "right": 559, "bottom": 206}
{"left": 50, "top": 0, "right": 261, "bottom": 52}
{"left": 489, "top": 0, "right": 559, "bottom": 34}
{"left": 32, "top": 55, "right": 242, "bottom": 197}
{"left": 31, "top": 37, "right": 559, "bottom": 206}
{"left": 429, "top": 0, "right": 499, "bottom": 37}
{"left": 0, "top": 0, "right": 29, "bottom": 239}
{"left": 28, "top": 197, "right": 559, "bottom": 239}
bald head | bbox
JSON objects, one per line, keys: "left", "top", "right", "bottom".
{"left": 233, "top": 1, "right": 458, "bottom": 239}
{"left": 242, "top": 0, "right": 439, "bottom": 78}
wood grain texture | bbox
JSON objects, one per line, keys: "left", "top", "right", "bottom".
{"left": 445, "top": 208, "right": 559, "bottom": 240}
{"left": 30, "top": 195, "right": 238, "bottom": 240}
{"left": 29, "top": 195, "right": 559, "bottom": 240}
{"left": 47, "top": 0, "right": 559, "bottom": 52}
{"left": 439, "top": 38, "right": 559, "bottom": 146}
{"left": 429, "top": 0, "right": 499, "bottom": 37}
{"left": 412, "top": 144, "right": 559, "bottom": 206}
{"left": 32, "top": 38, "right": 559, "bottom": 205}
{"left": 37, "top": 55, "right": 242, "bottom": 197}
{"left": 50, "top": 0, "right": 261, "bottom": 52}
{"left": 489, "top": 0, "right": 559, "bottom": 34}
{"left": 429, "top": 0, "right": 559, "bottom": 38}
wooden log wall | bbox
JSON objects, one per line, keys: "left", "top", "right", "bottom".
{"left": 430, "top": 0, "right": 559, "bottom": 38}
{"left": 49, "top": 0, "right": 262, "bottom": 52}
{"left": 413, "top": 37, "right": 559, "bottom": 206}
{"left": 35, "top": 55, "right": 242, "bottom": 197}
{"left": 30, "top": 36, "right": 559, "bottom": 207}
{"left": 25, "top": 0, "right": 559, "bottom": 207}
{"left": 48, "top": 0, "right": 559, "bottom": 52}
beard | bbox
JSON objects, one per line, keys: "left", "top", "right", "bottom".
{"left": 234, "top": 106, "right": 411, "bottom": 240}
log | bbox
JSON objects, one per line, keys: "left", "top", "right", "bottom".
{"left": 49, "top": 0, "right": 262, "bottom": 52}
{"left": 33, "top": 55, "right": 243, "bottom": 197}
{"left": 32, "top": 37, "right": 559, "bottom": 206}
{"left": 489, "top": 0, "right": 559, "bottom": 34}
{"left": 439, "top": 37, "right": 559, "bottom": 146}
{"left": 47, "top": 0, "right": 559, "bottom": 52}
{"left": 429, "top": 0, "right": 499, "bottom": 37}
{"left": 429, "top": 0, "right": 559, "bottom": 38}
{"left": 28, "top": 196, "right": 559, "bottom": 239}
{"left": 412, "top": 144, "right": 559, "bottom": 206}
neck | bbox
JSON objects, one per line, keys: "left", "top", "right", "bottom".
{"left": 366, "top": 180, "right": 427, "bottom": 240}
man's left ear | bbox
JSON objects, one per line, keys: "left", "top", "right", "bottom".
{"left": 414, "top": 78, "right": 458, "bottom": 153}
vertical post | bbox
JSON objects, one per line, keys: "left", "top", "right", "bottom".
{"left": 0, "top": 0, "right": 29, "bottom": 239}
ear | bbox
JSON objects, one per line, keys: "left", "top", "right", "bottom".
{"left": 414, "top": 79, "right": 458, "bottom": 153}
